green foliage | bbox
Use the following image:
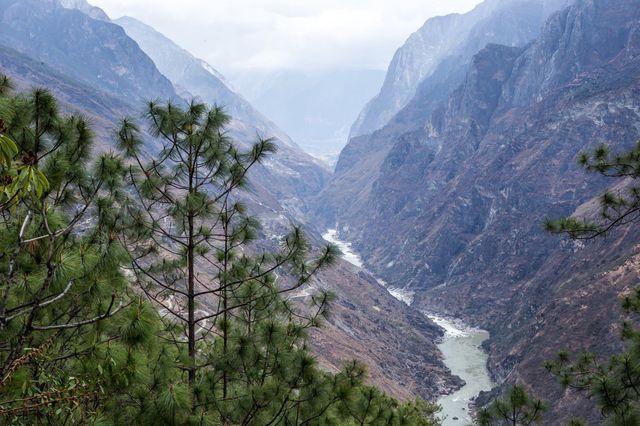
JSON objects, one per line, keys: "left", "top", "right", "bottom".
{"left": 477, "top": 385, "right": 546, "bottom": 426}
{"left": 543, "top": 288, "right": 640, "bottom": 425}
{"left": 0, "top": 77, "right": 161, "bottom": 424}
{"left": 545, "top": 140, "right": 640, "bottom": 238}
{"left": 544, "top": 139, "right": 640, "bottom": 424}
{"left": 0, "top": 79, "right": 439, "bottom": 425}
{"left": 115, "top": 100, "right": 439, "bottom": 424}
{"left": 0, "top": 134, "right": 17, "bottom": 167}
{"left": 0, "top": 117, "right": 49, "bottom": 206}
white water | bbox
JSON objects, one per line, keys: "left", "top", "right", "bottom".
{"left": 322, "top": 229, "right": 414, "bottom": 303}
{"left": 322, "top": 229, "right": 364, "bottom": 268}
{"left": 321, "top": 229, "right": 495, "bottom": 425}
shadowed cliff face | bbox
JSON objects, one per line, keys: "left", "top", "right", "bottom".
{"left": 313, "top": 0, "right": 640, "bottom": 420}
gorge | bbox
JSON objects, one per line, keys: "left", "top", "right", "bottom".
{"left": 310, "top": 0, "right": 640, "bottom": 421}
{"left": 1, "top": 0, "right": 639, "bottom": 423}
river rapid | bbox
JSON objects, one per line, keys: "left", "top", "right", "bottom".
{"left": 321, "top": 229, "right": 495, "bottom": 425}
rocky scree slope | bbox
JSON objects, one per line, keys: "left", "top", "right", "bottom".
{"left": 313, "top": 0, "right": 640, "bottom": 421}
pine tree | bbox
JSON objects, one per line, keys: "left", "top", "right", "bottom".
{"left": 544, "top": 140, "right": 640, "bottom": 425}
{"left": 0, "top": 79, "right": 442, "bottom": 425}
{"left": 476, "top": 385, "right": 546, "bottom": 426}
{"left": 0, "top": 77, "right": 161, "bottom": 424}
{"left": 116, "top": 100, "right": 342, "bottom": 423}
{"left": 116, "top": 100, "right": 442, "bottom": 425}
{"left": 545, "top": 141, "right": 640, "bottom": 239}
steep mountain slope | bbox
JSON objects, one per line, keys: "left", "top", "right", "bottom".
{"left": 317, "top": 0, "right": 572, "bottom": 237}
{"left": 350, "top": 0, "right": 571, "bottom": 138}
{"left": 114, "top": 17, "right": 291, "bottom": 146}
{"left": 8, "top": 0, "right": 327, "bottom": 210}
{"left": 113, "top": 16, "right": 329, "bottom": 203}
{"left": 0, "top": 44, "right": 138, "bottom": 146}
{"left": 0, "top": 3, "right": 460, "bottom": 402}
{"left": 315, "top": 0, "right": 640, "bottom": 420}
{"left": 0, "top": 0, "right": 176, "bottom": 103}
{"left": 0, "top": 0, "right": 322, "bottom": 208}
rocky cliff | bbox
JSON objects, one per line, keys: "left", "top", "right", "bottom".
{"left": 349, "top": 0, "right": 571, "bottom": 138}
{"left": 314, "top": 0, "right": 640, "bottom": 421}
{"left": 320, "top": 0, "right": 573, "bottom": 237}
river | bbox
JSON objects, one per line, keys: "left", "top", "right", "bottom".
{"left": 322, "top": 229, "right": 495, "bottom": 425}
{"left": 427, "top": 315, "right": 495, "bottom": 425}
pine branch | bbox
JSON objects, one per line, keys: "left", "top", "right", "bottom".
{"left": 31, "top": 294, "right": 126, "bottom": 330}
{"left": 4, "top": 280, "right": 75, "bottom": 322}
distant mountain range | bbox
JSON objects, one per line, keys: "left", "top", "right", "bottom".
{"left": 313, "top": 0, "right": 640, "bottom": 421}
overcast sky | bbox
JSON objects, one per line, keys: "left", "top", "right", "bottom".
{"left": 91, "top": 0, "right": 482, "bottom": 75}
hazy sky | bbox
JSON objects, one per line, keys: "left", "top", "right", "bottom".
{"left": 91, "top": 0, "right": 482, "bottom": 74}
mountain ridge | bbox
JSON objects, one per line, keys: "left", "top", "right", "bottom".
{"left": 0, "top": 0, "right": 177, "bottom": 103}
{"left": 349, "top": 0, "right": 571, "bottom": 139}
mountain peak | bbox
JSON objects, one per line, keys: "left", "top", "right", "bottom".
{"left": 58, "top": 0, "right": 109, "bottom": 21}
{"left": 114, "top": 16, "right": 234, "bottom": 90}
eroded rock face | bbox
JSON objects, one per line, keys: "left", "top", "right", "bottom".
{"left": 313, "top": 0, "right": 640, "bottom": 420}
